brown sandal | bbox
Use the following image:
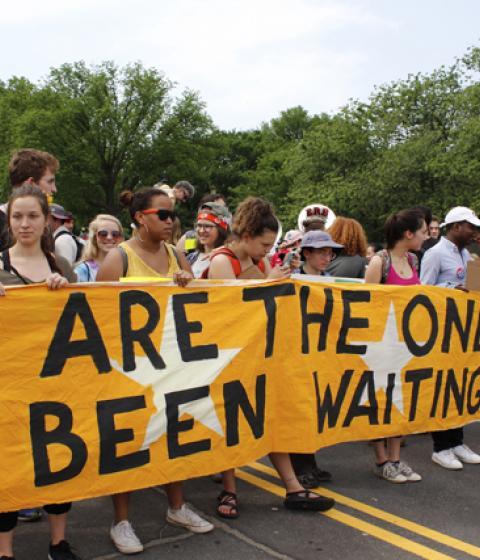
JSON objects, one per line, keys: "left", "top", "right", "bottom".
{"left": 217, "top": 490, "right": 238, "bottom": 519}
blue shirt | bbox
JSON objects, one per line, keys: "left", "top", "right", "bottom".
{"left": 420, "top": 236, "right": 472, "bottom": 287}
{"left": 74, "top": 260, "right": 99, "bottom": 282}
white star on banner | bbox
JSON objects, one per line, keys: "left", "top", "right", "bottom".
{"left": 111, "top": 297, "right": 242, "bottom": 450}
{"left": 357, "top": 302, "right": 416, "bottom": 415}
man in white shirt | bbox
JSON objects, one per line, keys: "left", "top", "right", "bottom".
{"left": 49, "top": 204, "right": 78, "bottom": 265}
{"left": 153, "top": 180, "right": 195, "bottom": 204}
{"left": 0, "top": 149, "right": 59, "bottom": 251}
{"left": 421, "top": 206, "right": 480, "bottom": 469}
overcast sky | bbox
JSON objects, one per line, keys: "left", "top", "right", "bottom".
{"left": 1, "top": 0, "right": 478, "bottom": 130}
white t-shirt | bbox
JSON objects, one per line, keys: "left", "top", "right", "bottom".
{"left": 191, "top": 253, "right": 211, "bottom": 278}
{"left": 54, "top": 226, "right": 78, "bottom": 265}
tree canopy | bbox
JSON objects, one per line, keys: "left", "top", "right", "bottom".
{"left": 1, "top": 49, "right": 480, "bottom": 239}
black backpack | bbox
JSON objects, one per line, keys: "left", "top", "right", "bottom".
{"left": 54, "top": 230, "right": 84, "bottom": 262}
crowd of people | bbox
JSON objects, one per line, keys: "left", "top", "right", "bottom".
{"left": 0, "top": 148, "right": 479, "bottom": 559}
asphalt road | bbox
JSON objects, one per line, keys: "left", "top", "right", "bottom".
{"left": 12, "top": 423, "right": 480, "bottom": 559}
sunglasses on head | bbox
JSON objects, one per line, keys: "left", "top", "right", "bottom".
{"left": 97, "top": 230, "right": 122, "bottom": 239}
{"left": 142, "top": 208, "right": 176, "bottom": 221}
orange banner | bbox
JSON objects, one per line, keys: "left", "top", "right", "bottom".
{"left": 1, "top": 279, "right": 479, "bottom": 510}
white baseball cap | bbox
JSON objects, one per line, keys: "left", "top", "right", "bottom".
{"left": 440, "top": 206, "right": 480, "bottom": 228}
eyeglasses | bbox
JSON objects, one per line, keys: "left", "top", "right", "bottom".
{"left": 142, "top": 208, "right": 176, "bottom": 221}
{"left": 306, "top": 247, "right": 335, "bottom": 260}
{"left": 195, "top": 223, "right": 215, "bottom": 231}
{"left": 97, "top": 230, "right": 122, "bottom": 239}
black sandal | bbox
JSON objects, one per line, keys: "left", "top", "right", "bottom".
{"left": 284, "top": 490, "right": 335, "bottom": 512}
{"left": 217, "top": 490, "right": 239, "bottom": 519}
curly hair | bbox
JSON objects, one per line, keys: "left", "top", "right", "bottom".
{"left": 9, "top": 149, "right": 59, "bottom": 187}
{"left": 328, "top": 217, "right": 368, "bottom": 257}
{"left": 232, "top": 197, "right": 278, "bottom": 238}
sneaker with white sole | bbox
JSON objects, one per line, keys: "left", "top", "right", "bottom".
{"left": 397, "top": 461, "right": 422, "bottom": 482}
{"left": 374, "top": 461, "right": 407, "bottom": 483}
{"left": 167, "top": 504, "right": 214, "bottom": 534}
{"left": 453, "top": 444, "right": 480, "bottom": 464}
{"left": 110, "top": 520, "right": 143, "bottom": 554}
{"left": 432, "top": 449, "right": 463, "bottom": 470}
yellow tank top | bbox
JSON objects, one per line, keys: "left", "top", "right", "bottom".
{"left": 119, "top": 242, "right": 180, "bottom": 278}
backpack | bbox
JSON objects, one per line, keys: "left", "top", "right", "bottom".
{"left": 201, "top": 247, "right": 266, "bottom": 279}
{"left": 377, "top": 249, "right": 419, "bottom": 284}
{"left": 54, "top": 230, "right": 84, "bottom": 262}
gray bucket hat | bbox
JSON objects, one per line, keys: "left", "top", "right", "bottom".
{"left": 300, "top": 230, "right": 343, "bottom": 253}
{"left": 175, "top": 180, "right": 195, "bottom": 199}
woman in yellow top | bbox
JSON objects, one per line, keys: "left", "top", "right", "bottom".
{"left": 98, "top": 188, "right": 191, "bottom": 283}
{"left": 97, "top": 187, "right": 213, "bottom": 555}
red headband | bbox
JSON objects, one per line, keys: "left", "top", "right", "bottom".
{"left": 197, "top": 212, "right": 229, "bottom": 230}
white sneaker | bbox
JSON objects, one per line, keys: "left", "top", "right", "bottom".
{"left": 374, "top": 461, "right": 407, "bottom": 483}
{"left": 432, "top": 449, "right": 463, "bottom": 470}
{"left": 397, "top": 461, "right": 422, "bottom": 482}
{"left": 167, "top": 504, "right": 214, "bottom": 534}
{"left": 110, "top": 520, "right": 144, "bottom": 554}
{"left": 453, "top": 444, "right": 480, "bottom": 464}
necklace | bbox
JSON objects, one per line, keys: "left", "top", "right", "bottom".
{"left": 393, "top": 254, "right": 410, "bottom": 277}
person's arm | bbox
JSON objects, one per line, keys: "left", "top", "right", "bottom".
{"left": 173, "top": 250, "right": 193, "bottom": 287}
{"left": 96, "top": 248, "right": 125, "bottom": 281}
{"left": 419, "top": 250, "right": 443, "bottom": 286}
{"left": 208, "top": 254, "right": 237, "bottom": 279}
{"left": 0, "top": 282, "right": 4, "bottom": 296}
{"left": 364, "top": 255, "right": 383, "bottom": 284}
{"left": 56, "top": 255, "right": 77, "bottom": 283}
{"left": 176, "top": 233, "right": 188, "bottom": 255}
{"left": 177, "top": 250, "right": 193, "bottom": 275}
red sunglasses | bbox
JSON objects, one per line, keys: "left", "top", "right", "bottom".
{"left": 142, "top": 208, "right": 176, "bottom": 221}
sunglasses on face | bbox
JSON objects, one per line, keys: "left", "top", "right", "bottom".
{"left": 142, "top": 208, "right": 176, "bottom": 221}
{"left": 97, "top": 230, "right": 122, "bottom": 239}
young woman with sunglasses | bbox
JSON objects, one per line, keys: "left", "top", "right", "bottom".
{"left": 97, "top": 188, "right": 212, "bottom": 555}
{"left": 0, "top": 185, "right": 81, "bottom": 560}
{"left": 74, "top": 214, "right": 123, "bottom": 282}
{"left": 207, "top": 197, "right": 335, "bottom": 519}
{"left": 97, "top": 188, "right": 192, "bottom": 285}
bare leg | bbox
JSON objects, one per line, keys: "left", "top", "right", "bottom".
{"left": 217, "top": 469, "right": 238, "bottom": 517}
{"left": 48, "top": 512, "right": 67, "bottom": 546}
{"left": 112, "top": 492, "right": 130, "bottom": 524}
{"left": 269, "top": 452, "right": 304, "bottom": 493}
{"left": 373, "top": 440, "right": 388, "bottom": 464}
{"left": 386, "top": 437, "right": 401, "bottom": 462}
{"left": 222, "top": 469, "right": 236, "bottom": 494}
{"left": 0, "top": 531, "right": 14, "bottom": 557}
{"left": 165, "top": 482, "right": 183, "bottom": 509}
